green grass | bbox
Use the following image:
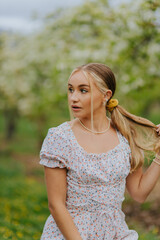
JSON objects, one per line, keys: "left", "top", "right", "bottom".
{"left": 128, "top": 221, "right": 160, "bottom": 240}
{"left": 139, "top": 230, "right": 160, "bottom": 240}
{"left": 0, "top": 156, "right": 49, "bottom": 240}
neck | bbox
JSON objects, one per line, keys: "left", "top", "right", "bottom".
{"left": 78, "top": 112, "right": 109, "bottom": 132}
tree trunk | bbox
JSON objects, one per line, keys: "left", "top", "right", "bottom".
{"left": 36, "top": 115, "right": 47, "bottom": 150}
{"left": 4, "top": 109, "right": 18, "bottom": 141}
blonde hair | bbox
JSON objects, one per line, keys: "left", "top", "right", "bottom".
{"left": 68, "top": 63, "right": 160, "bottom": 172}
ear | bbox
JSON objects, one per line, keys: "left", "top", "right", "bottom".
{"left": 103, "top": 90, "right": 112, "bottom": 102}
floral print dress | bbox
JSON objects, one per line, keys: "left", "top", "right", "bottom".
{"left": 39, "top": 121, "right": 138, "bottom": 240}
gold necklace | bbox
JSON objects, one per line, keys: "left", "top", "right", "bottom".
{"left": 78, "top": 118, "right": 110, "bottom": 134}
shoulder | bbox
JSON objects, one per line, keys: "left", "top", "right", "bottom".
{"left": 118, "top": 130, "right": 129, "bottom": 144}
{"left": 117, "top": 129, "right": 131, "bottom": 151}
{"left": 40, "top": 122, "right": 71, "bottom": 168}
{"left": 48, "top": 121, "right": 70, "bottom": 138}
{"left": 41, "top": 121, "right": 70, "bottom": 152}
{"left": 114, "top": 126, "right": 128, "bottom": 143}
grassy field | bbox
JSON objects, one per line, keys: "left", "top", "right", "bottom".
{"left": 0, "top": 116, "right": 160, "bottom": 239}
{"left": 0, "top": 155, "right": 49, "bottom": 240}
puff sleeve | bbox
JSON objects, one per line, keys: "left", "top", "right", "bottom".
{"left": 39, "top": 127, "right": 69, "bottom": 169}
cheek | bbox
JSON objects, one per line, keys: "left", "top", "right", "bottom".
{"left": 85, "top": 95, "right": 91, "bottom": 105}
{"left": 93, "top": 94, "right": 103, "bottom": 107}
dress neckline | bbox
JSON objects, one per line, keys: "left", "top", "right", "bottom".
{"left": 66, "top": 121, "right": 122, "bottom": 156}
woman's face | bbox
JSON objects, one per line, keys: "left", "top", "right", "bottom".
{"left": 68, "top": 70, "right": 107, "bottom": 119}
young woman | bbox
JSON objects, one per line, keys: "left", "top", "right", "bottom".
{"left": 39, "top": 63, "right": 160, "bottom": 240}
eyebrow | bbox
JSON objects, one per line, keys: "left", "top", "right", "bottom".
{"left": 68, "top": 83, "right": 90, "bottom": 88}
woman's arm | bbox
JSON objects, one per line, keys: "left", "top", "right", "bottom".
{"left": 126, "top": 125, "right": 160, "bottom": 203}
{"left": 44, "top": 167, "right": 83, "bottom": 240}
{"left": 126, "top": 162, "right": 160, "bottom": 203}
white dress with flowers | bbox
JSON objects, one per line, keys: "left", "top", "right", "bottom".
{"left": 39, "top": 121, "right": 138, "bottom": 240}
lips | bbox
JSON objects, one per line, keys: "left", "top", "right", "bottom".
{"left": 72, "top": 105, "right": 80, "bottom": 108}
{"left": 71, "top": 105, "right": 82, "bottom": 111}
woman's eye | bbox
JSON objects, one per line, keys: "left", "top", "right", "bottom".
{"left": 68, "top": 88, "right": 73, "bottom": 93}
{"left": 80, "top": 89, "right": 88, "bottom": 93}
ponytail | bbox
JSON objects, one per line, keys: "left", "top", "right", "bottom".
{"left": 110, "top": 104, "right": 160, "bottom": 172}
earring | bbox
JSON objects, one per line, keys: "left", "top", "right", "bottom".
{"left": 103, "top": 99, "right": 108, "bottom": 106}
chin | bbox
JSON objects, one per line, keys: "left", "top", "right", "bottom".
{"left": 72, "top": 112, "right": 82, "bottom": 118}
{"left": 72, "top": 112, "right": 85, "bottom": 119}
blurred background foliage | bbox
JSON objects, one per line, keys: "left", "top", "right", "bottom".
{"left": 0, "top": 0, "right": 160, "bottom": 142}
{"left": 0, "top": 0, "right": 160, "bottom": 239}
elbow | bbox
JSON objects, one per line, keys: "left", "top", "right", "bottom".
{"left": 48, "top": 202, "right": 57, "bottom": 213}
{"left": 135, "top": 197, "right": 145, "bottom": 204}
{"left": 129, "top": 190, "right": 147, "bottom": 203}
{"left": 132, "top": 194, "right": 147, "bottom": 204}
{"left": 48, "top": 202, "right": 55, "bottom": 213}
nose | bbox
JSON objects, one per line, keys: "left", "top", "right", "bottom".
{"left": 70, "top": 91, "right": 79, "bottom": 102}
